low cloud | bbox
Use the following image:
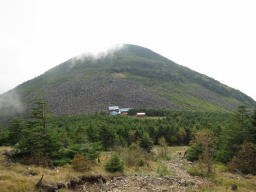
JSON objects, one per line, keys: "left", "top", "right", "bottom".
{"left": 0, "top": 90, "right": 24, "bottom": 115}
{"left": 70, "top": 44, "right": 124, "bottom": 68}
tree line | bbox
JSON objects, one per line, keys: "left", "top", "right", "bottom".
{"left": 0, "top": 99, "right": 255, "bottom": 174}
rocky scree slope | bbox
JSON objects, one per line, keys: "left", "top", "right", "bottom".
{"left": 0, "top": 44, "right": 255, "bottom": 120}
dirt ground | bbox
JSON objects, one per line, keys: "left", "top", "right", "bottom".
{"left": 74, "top": 146, "right": 209, "bottom": 192}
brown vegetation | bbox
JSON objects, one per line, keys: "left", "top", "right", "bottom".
{"left": 229, "top": 142, "right": 256, "bottom": 175}
{"left": 192, "top": 129, "right": 216, "bottom": 176}
{"left": 1, "top": 146, "right": 256, "bottom": 192}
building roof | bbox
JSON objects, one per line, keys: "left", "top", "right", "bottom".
{"left": 108, "top": 106, "right": 119, "bottom": 111}
{"left": 110, "top": 111, "right": 120, "bottom": 116}
{"left": 119, "top": 108, "right": 130, "bottom": 112}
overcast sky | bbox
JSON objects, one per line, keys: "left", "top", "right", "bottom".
{"left": 0, "top": 0, "right": 255, "bottom": 100}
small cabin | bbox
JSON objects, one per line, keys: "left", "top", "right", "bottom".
{"left": 108, "top": 106, "right": 130, "bottom": 116}
{"left": 121, "top": 111, "right": 128, "bottom": 115}
{"left": 119, "top": 108, "right": 130, "bottom": 115}
{"left": 137, "top": 112, "right": 146, "bottom": 118}
{"left": 108, "top": 106, "right": 120, "bottom": 116}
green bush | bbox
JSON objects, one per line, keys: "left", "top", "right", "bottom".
{"left": 121, "top": 143, "right": 149, "bottom": 167}
{"left": 186, "top": 144, "right": 202, "bottom": 162}
{"left": 187, "top": 166, "right": 208, "bottom": 177}
{"left": 105, "top": 153, "right": 124, "bottom": 172}
{"left": 157, "top": 164, "right": 168, "bottom": 177}
{"left": 139, "top": 133, "right": 153, "bottom": 153}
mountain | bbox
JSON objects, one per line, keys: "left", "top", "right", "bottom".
{"left": 0, "top": 44, "right": 255, "bottom": 120}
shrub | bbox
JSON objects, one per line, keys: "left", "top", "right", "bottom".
{"left": 157, "top": 164, "right": 168, "bottom": 177}
{"left": 136, "top": 158, "right": 146, "bottom": 167}
{"left": 187, "top": 166, "right": 208, "bottom": 177}
{"left": 186, "top": 144, "right": 202, "bottom": 162}
{"left": 215, "top": 148, "right": 233, "bottom": 163}
{"left": 121, "top": 143, "right": 148, "bottom": 167}
{"left": 158, "top": 137, "right": 168, "bottom": 160}
{"left": 27, "top": 149, "right": 53, "bottom": 167}
{"left": 71, "top": 155, "right": 92, "bottom": 171}
{"left": 229, "top": 142, "right": 256, "bottom": 175}
{"left": 105, "top": 153, "right": 124, "bottom": 172}
{"left": 139, "top": 133, "right": 153, "bottom": 153}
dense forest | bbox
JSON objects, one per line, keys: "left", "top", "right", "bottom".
{"left": 0, "top": 99, "right": 256, "bottom": 175}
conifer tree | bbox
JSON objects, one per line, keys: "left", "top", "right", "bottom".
{"left": 16, "top": 98, "right": 62, "bottom": 166}
{"left": 0, "top": 123, "right": 9, "bottom": 146}
{"left": 86, "top": 123, "right": 99, "bottom": 142}
{"left": 139, "top": 133, "right": 153, "bottom": 153}
{"left": 99, "top": 125, "right": 116, "bottom": 150}
{"left": 7, "top": 117, "right": 25, "bottom": 145}
{"left": 105, "top": 152, "right": 124, "bottom": 172}
{"left": 251, "top": 108, "right": 256, "bottom": 143}
{"left": 216, "top": 106, "right": 252, "bottom": 163}
{"left": 194, "top": 129, "right": 216, "bottom": 176}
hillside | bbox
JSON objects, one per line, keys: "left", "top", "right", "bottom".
{"left": 0, "top": 44, "right": 255, "bottom": 119}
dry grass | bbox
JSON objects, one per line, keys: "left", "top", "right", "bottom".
{"left": 0, "top": 147, "right": 122, "bottom": 192}
{"left": 111, "top": 73, "right": 126, "bottom": 79}
{"left": 0, "top": 160, "right": 80, "bottom": 192}
{"left": 161, "top": 146, "right": 256, "bottom": 192}
{"left": 205, "top": 163, "right": 256, "bottom": 192}
{"left": 1, "top": 146, "right": 256, "bottom": 192}
{"left": 153, "top": 145, "right": 188, "bottom": 161}
{"left": 186, "top": 162, "right": 256, "bottom": 192}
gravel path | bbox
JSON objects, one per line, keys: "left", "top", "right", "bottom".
{"left": 75, "top": 160, "right": 210, "bottom": 192}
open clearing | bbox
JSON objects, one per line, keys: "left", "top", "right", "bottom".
{"left": 0, "top": 146, "right": 256, "bottom": 192}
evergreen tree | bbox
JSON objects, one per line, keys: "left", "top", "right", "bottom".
{"left": 252, "top": 108, "right": 256, "bottom": 127}
{"left": 229, "top": 142, "right": 256, "bottom": 175}
{"left": 0, "top": 123, "right": 9, "bottom": 146}
{"left": 99, "top": 125, "right": 116, "bottom": 150}
{"left": 250, "top": 108, "right": 256, "bottom": 143}
{"left": 105, "top": 152, "right": 124, "bottom": 172}
{"left": 234, "top": 106, "right": 251, "bottom": 143}
{"left": 139, "top": 133, "right": 153, "bottom": 153}
{"left": 177, "top": 127, "right": 187, "bottom": 145}
{"left": 85, "top": 142, "right": 102, "bottom": 160}
{"left": 194, "top": 129, "right": 216, "bottom": 175}
{"left": 75, "top": 125, "right": 86, "bottom": 144}
{"left": 216, "top": 106, "right": 252, "bottom": 163}
{"left": 86, "top": 123, "right": 99, "bottom": 142}
{"left": 16, "top": 98, "right": 63, "bottom": 166}
{"left": 7, "top": 117, "right": 25, "bottom": 145}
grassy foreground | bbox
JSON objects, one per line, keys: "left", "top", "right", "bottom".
{"left": 0, "top": 147, "right": 123, "bottom": 192}
{"left": 0, "top": 146, "right": 256, "bottom": 192}
{"left": 205, "top": 164, "right": 256, "bottom": 192}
